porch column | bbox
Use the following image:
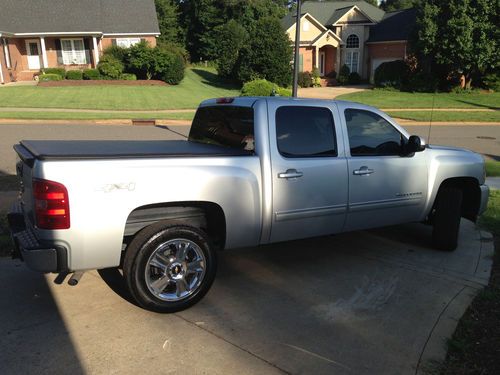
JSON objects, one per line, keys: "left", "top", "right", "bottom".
{"left": 336, "top": 46, "right": 341, "bottom": 72}
{"left": 0, "top": 60, "right": 4, "bottom": 84}
{"left": 92, "top": 37, "right": 100, "bottom": 66}
{"left": 315, "top": 47, "right": 319, "bottom": 69}
{"left": 40, "top": 37, "right": 48, "bottom": 68}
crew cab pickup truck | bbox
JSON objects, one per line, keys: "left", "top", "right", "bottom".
{"left": 9, "top": 97, "right": 489, "bottom": 312}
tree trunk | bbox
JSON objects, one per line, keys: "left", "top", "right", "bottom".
{"left": 464, "top": 72, "right": 472, "bottom": 89}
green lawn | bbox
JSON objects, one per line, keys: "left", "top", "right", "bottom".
{"left": 337, "top": 90, "right": 500, "bottom": 109}
{"left": 480, "top": 190, "right": 500, "bottom": 235}
{"left": 0, "top": 68, "right": 240, "bottom": 111}
{"left": 486, "top": 161, "right": 500, "bottom": 177}
{"left": 387, "top": 111, "right": 500, "bottom": 122}
{"left": 0, "top": 111, "right": 195, "bottom": 121}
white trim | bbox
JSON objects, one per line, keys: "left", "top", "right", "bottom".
{"left": 286, "top": 13, "right": 327, "bottom": 33}
{"left": 14, "top": 31, "right": 103, "bottom": 36}
{"left": 25, "top": 39, "right": 42, "bottom": 70}
{"left": 102, "top": 33, "right": 160, "bottom": 36}
{"left": 40, "top": 37, "right": 48, "bottom": 68}
{"left": 312, "top": 29, "right": 343, "bottom": 47}
{"left": 0, "top": 59, "right": 4, "bottom": 84}
{"left": 332, "top": 5, "right": 377, "bottom": 25}
{"left": 345, "top": 33, "right": 360, "bottom": 49}
{"left": 2, "top": 38, "right": 11, "bottom": 69}
{"left": 60, "top": 38, "right": 87, "bottom": 65}
{"left": 92, "top": 37, "right": 99, "bottom": 66}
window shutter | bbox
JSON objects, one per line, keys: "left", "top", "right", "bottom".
{"left": 299, "top": 54, "right": 304, "bottom": 72}
{"left": 111, "top": 39, "right": 117, "bottom": 46}
{"left": 55, "top": 39, "right": 63, "bottom": 65}
{"left": 83, "top": 38, "right": 92, "bottom": 65}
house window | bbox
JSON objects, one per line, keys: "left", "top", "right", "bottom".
{"left": 302, "top": 21, "right": 310, "bottom": 32}
{"left": 61, "top": 39, "right": 87, "bottom": 65}
{"left": 116, "top": 38, "right": 141, "bottom": 48}
{"left": 346, "top": 34, "right": 359, "bottom": 48}
{"left": 345, "top": 51, "right": 359, "bottom": 73}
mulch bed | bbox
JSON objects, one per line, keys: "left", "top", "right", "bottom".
{"left": 38, "top": 80, "right": 168, "bottom": 87}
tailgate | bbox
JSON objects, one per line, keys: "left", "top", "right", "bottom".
{"left": 13, "top": 144, "right": 35, "bottom": 226}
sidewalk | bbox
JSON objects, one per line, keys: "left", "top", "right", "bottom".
{"left": 487, "top": 177, "right": 500, "bottom": 190}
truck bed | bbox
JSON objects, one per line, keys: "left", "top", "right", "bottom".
{"left": 16, "top": 140, "right": 252, "bottom": 162}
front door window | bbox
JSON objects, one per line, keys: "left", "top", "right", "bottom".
{"left": 25, "top": 40, "right": 41, "bottom": 70}
{"left": 319, "top": 52, "right": 325, "bottom": 76}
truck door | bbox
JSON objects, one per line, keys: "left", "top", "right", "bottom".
{"left": 340, "top": 105, "right": 428, "bottom": 231}
{"left": 268, "top": 101, "right": 348, "bottom": 243}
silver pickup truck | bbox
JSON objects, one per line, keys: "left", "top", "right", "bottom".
{"left": 8, "top": 97, "right": 489, "bottom": 312}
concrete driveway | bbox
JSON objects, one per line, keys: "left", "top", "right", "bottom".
{"left": 0, "top": 220, "right": 494, "bottom": 375}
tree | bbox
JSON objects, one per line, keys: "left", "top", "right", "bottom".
{"left": 380, "top": 0, "right": 418, "bottom": 11}
{"left": 364, "top": 0, "right": 379, "bottom": 6}
{"left": 154, "top": 0, "right": 183, "bottom": 45}
{"left": 235, "top": 17, "right": 293, "bottom": 86}
{"left": 215, "top": 20, "right": 248, "bottom": 78}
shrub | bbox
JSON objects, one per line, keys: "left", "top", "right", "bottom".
{"left": 276, "top": 87, "right": 292, "bottom": 97}
{"left": 481, "top": 72, "right": 500, "bottom": 92}
{"left": 120, "top": 73, "right": 137, "bottom": 80}
{"left": 240, "top": 79, "right": 290, "bottom": 97}
{"left": 83, "top": 69, "right": 101, "bottom": 80}
{"left": 102, "top": 45, "right": 129, "bottom": 65}
{"left": 326, "top": 70, "right": 337, "bottom": 79}
{"left": 374, "top": 60, "right": 409, "bottom": 89}
{"left": 128, "top": 41, "right": 157, "bottom": 79}
{"left": 311, "top": 67, "right": 322, "bottom": 87}
{"left": 348, "top": 72, "right": 361, "bottom": 85}
{"left": 157, "top": 41, "right": 190, "bottom": 63}
{"left": 42, "top": 68, "right": 66, "bottom": 78}
{"left": 156, "top": 50, "right": 185, "bottom": 85}
{"left": 298, "top": 71, "right": 313, "bottom": 88}
{"left": 38, "top": 74, "right": 62, "bottom": 82}
{"left": 401, "top": 71, "right": 439, "bottom": 92}
{"left": 97, "top": 55, "right": 124, "bottom": 79}
{"left": 337, "top": 65, "right": 350, "bottom": 85}
{"left": 65, "top": 70, "right": 83, "bottom": 80}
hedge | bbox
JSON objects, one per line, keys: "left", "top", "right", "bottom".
{"left": 240, "top": 79, "right": 291, "bottom": 97}
{"left": 38, "top": 74, "right": 63, "bottom": 82}
{"left": 374, "top": 60, "right": 409, "bottom": 89}
{"left": 83, "top": 69, "right": 101, "bottom": 80}
{"left": 42, "top": 68, "right": 66, "bottom": 78}
{"left": 65, "top": 70, "right": 83, "bottom": 80}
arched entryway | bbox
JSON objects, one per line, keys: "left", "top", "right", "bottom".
{"left": 318, "top": 45, "right": 337, "bottom": 77}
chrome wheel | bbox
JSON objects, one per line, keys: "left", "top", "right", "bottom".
{"left": 145, "top": 238, "right": 206, "bottom": 301}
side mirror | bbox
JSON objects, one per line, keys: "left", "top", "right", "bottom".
{"left": 405, "top": 135, "right": 426, "bottom": 154}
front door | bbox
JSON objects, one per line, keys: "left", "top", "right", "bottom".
{"left": 319, "top": 51, "right": 326, "bottom": 76}
{"left": 268, "top": 101, "right": 348, "bottom": 243}
{"left": 26, "top": 40, "right": 41, "bottom": 70}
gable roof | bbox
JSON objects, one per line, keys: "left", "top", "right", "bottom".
{"left": 0, "top": 0, "right": 160, "bottom": 35}
{"left": 367, "top": 8, "right": 417, "bottom": 43}
{"left": 282, "top": 1, "right": 385, "bottom": 29}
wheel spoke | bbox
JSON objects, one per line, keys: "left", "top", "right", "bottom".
{"left": 176, "top": 278, "right": 188, "bottom": 297}
{"left": 176, "top": 242, "right": 189, "bottom": 261}
{"left": 150, "top": 275, "right": 171, "bottom": 294}
{"left": 186, "top": 259, "right": 203, "bottom": 276}
{"left": 149, "top": 257, "right": 167, "bottom": 272}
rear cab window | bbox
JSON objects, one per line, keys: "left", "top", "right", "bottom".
{"left": 275, "top": 106, "right": 337, "bottom": 158}
{"left": 189, "top": 106, "right": 255, "bottom": 151}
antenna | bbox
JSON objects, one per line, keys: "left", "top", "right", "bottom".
{"left": 427, "top": 91, "right": 436, "bottom": 144}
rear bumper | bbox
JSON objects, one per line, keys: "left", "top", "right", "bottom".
{"left": 7, "top": 203, "right": 67, "bottom": 273}
{"left": 479, "top": 184, "right": 490, "bottom": 216}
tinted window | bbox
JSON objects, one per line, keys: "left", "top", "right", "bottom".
{"left": 189, "top": 106, "right": 254, "bottom": 151}
{"left": 345, "top": 109, "right": 403, "bottom": 156}
{"left": 276, "top": 106, "right": 337, "bottom": 158}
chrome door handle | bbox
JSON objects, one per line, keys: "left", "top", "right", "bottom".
{"left": 353, "top": 166, "right": 374, "bottom": 176}
{"left": 278, "top": 169, "right": 304, "bottom": 179}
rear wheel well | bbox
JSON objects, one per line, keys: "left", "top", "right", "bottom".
{"left": 433, "top": 177, "right": 481, "bottom": 222}
{"left": 123, "top": 202, "right": 226, "bottom": 251}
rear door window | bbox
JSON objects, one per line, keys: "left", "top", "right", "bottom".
{"left": 275, "top": 106, "right": 337, "bottom": 158}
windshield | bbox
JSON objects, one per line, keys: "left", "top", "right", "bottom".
{"left": 189, "top": 106, "right": 255, "bottom": 151}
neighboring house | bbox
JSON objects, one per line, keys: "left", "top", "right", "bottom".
{"left": 0, "top": 0, "right": 160, "bottom": 84}
{"left": 282, "top": 1, "right": 416, "bottom": 82}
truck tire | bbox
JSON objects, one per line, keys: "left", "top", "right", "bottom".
{"left": 432, "top": 187, "right": 463, "bottom": 251}
{"left": 123, "top": 223, "right": 217, "bottom": 313}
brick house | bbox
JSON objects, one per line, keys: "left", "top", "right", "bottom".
{"left": 283, "top": 1, "right": 416, "bottom": 82}
{"left": 0, "top": 0, "right": 160, "bottom": 84}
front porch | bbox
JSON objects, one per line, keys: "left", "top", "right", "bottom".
{"left": 299, "top": 29, "right": 343, "bottom": 79}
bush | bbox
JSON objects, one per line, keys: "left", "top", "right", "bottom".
{"left": 481, "top": 72, "right": 500, "bottom": 92}
{"left": 97, "top": 55, "right": 124, "bottom": 79}
{"left": 42, "top": 68, "right": 66, "bottom": 78}
{"left": 102, "top": 45, "right": 129, "bottom": 65}
{"left": 83, "top": 69, "right": 100, "bottom": 80}
{"left": 298, "top": 71, "right": 313, "bottom": 88}
{"left": 402, "top": 71, "right": 439, "bottom": 92}
{"left": 276, "top": 87, "right": 292, "bottom": 97}
{"left": 326, "top": 70, "right": 337, "bottom": 79}
{"left": 127, "top": 41, "right": 157, "bottom": 79}
{"left": 337, "top": 65, "right": 350, "bottom": 85}
{"left": 240, "top": 79, "right": 291, "bottom": 97}
{"left": 374, "top": 60, "right": 409, "bottom": 89}
{"left": 348, "top": 72, "right": 361, "bottom": 85}
{"left": 156, "top": 50, "right": 185, "bottom": 85}
{"left": 38, "top": 74, "right": 62, "bottom": 82}
{"left": 65, "top": 70, "right": 83, "bottom": 80}
{"left": 120, "top": 73, "right": 137, "bottom": 80}
{"left": 311, "top": 67, "right": 321, "bottom": 87}
{"left": 157, "top": 41, "right": 190, "bottom": 64}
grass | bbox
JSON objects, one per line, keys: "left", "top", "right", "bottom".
{"left": 387, "top": 110, "right": 500, "bottom": 122}
{"left": 486, "top": 161, "right": 500, "bottom": 177}
{"left": 0, "top": 68, "right": 241, "bottom": 111}
{"left": 0, "top": 111, "right": 195, "bottom": 121}
{"left": 480, "top": 190, "right": 500, "bottom": 236}
{"left": 337, "top": 89, "right": 500, "bottom": 110}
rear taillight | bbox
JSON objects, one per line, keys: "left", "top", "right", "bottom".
{"left": 33, "top": 179, "right": 70, "bottom": 230}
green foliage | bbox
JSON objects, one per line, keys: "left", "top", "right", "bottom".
{"left": 157, "top": 40, "right": 190, "bottom": 63}
{"left": 83, "top": 69, "right": 101, "bottom": 80}
{"left": 97, "top": 55, "right": 124, "bottom": 79}
{"left": 65, "top": 70, "right": 83, "bottom": 80}
{"left": 298, "top": 72, "right": 313, "bottom": 88}
{"left": 215, "top": 20, "right": 248, "bottom": 79}
{"left": 348, "top": 72, "right": 361, "bottom": 85}
{"left": 155, "top": 0, "right": 184, "bottom": 45}
{"left": 236, "top": 17, "right": 293, "bottom": 87}
{"left": 102, "top": 45, "right": 128, "bottom": 64}
{"left": 38, "top": 74, "right": 63, "bottom": 82}
{"left": 326, "top": 70, "right": 337, "bottom": 79}
{"left": 157, "top": 50, "right": 185, "bottom": 85}
{"left": 127, "top": 41, "right": 158, "bottom": 80}
{"left": 42, "top": 68, "right": 66, "bottom": 78}
{"left": 337, "top": 65, "right": 350, "bottom": 85}
{"left": 120, "top": 73, "right": 137, "bottom": 80}
{"left": 380, "top": 0, "right": 418, "bottom": 11}
{"left": 240, "top": 79, "right": 289, "bottom": 97}
{"left": 374, "top": 60, "right": 409, "bottom": 88}
{"left": 481, "top": 72, "right": 500, "bottom": 92}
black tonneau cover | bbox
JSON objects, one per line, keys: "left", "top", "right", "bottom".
{"left": 18, "top": 140, "right": 252, "bottom": 162}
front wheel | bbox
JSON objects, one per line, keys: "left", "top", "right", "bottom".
{"left": 123, "top": 223, "right": 217, "bottom": 313}
{"left": 432, "top": 187, "right": 463, "bottom": 251}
